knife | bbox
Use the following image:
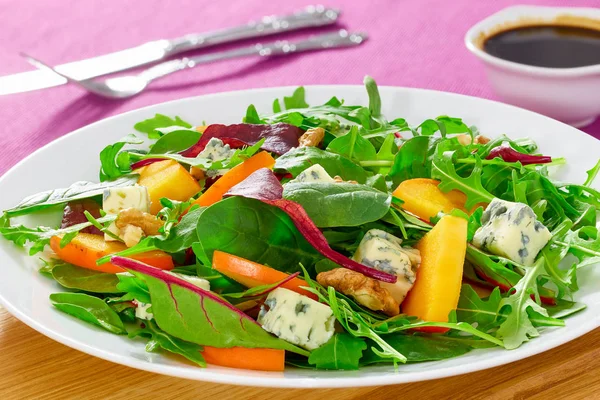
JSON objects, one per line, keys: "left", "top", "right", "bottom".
{"left": 0, "top": 5, "right": 339, "bottom": 95}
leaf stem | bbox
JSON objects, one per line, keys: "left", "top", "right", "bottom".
{"left": 359, "top": 160, "right": 394, "bottom": 167}
{"left": 455, "top": 157, "right": 566, "bottom": 168}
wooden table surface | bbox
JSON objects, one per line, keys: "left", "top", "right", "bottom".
{"left": 1, "top": 307, "right": 599, "bottom": 400}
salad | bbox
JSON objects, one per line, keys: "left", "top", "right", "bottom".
{"left": 2, "top": 77, "right": 599, "bottom": 372}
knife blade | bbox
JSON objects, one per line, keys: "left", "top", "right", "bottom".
{"left": 0, "top": 5, "right": 339, "bottom": 95}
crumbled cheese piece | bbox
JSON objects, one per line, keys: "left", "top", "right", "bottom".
{"left": 135, "top": 302, "right": 154, "bottom": 320}
{"left": 289, "top": 164, "right": 336, "bottom": 184}
{"left": 258, "top": 288, "right": 335, "bottom": 350}
{"left": 353, "top": 229, "right": 420, "bottom": 304}
{"left": 198, "top": 138, "right": 235, "bottom": 178}
{"left": 472, "top": 198, "right": 552, "bottom": 266}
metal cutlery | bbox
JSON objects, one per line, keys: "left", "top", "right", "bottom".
{"left": 22, "top": 30, "right": 366, "bottom": 99}
{"left": 1, "top": 5, "right": 340, "bottom": 95}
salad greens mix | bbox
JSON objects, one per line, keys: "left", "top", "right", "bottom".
{"left": 1, "top": 76, "right": 599, "bottom": 372}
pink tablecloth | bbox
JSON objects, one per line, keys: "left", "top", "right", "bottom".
{"left": 1, "top": 0, "right": 599, "bottom": 176}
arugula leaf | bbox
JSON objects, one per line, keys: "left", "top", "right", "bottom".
{"left": 388, "top": 136, "right": 437, "bottom": 186}
{"left": 541, "top": 220, "right": 579, "bottom": 298}
{"left": 364, "top": 76, "right": 382, "bottom": 120}
{"left": 467, "top": 207, "right": 483, "bottom": 242}
{"left": 129, "top": 320, "right": 206, "bottom": 367}
{"left": 156, "top": 206, "right": 205, "bottom": 253}
{"left": 52, "top": 262, "right": 122, "bottom": 294}
{"left": 275, "top": 146, "right": 369, "bottom": 184}
{"left": 431, "top": 149, "right": 494, "bottom": 209}
{"left": 419, "top": 116, "right": 471, "bottom": 136}
{"left": 99, "top": 142, "right": 134, "bottom": 181}
{"left": 50, "top": 293, "right": 126, "bottom": 334}
{"left": 149, "top": 128, "right": 200, "bottom": 154}
{"left": 372, "top": 134, "right": 396, "bottom": 174}
{"left": 496, "top": 258, "right": 563, "bottom": 349}
{"left": 283, "top": 87, "right": 309, "bottom": 109}
{"left": 307, "top": 333, "right": 367, "bottom": 370}
{"left": 115, "top": 257, "right": 309, "bottom": 355}
{"left": 283, "top": 182, "right": 391, "bottom": 228}
{"left": 456, "top": 285, "right": 502, "bottom": 332}
{"left": 327, "top": 126, "right": 377, "bottom": 162}
{"left": 196, "top": 197, "right": 321, "bottom": 273}
{"left": 0, "top": 215, "right": 115, "bottom": 255}
{"left": 244, "top": 104, "right": 264, "bottom": 124}
{"left": 4, "top": 175, "right": 137, "bottom": 217}
{"left": 116, "top": 273, "right": 151, "bottom": 303}
{"left": 361, "top": 334, "right": 473, "bottom": 364}
{"left": 584, "top": 159, "right": 600, "bottom": 187}
{"left": 134, "top": 114, "right": 192, "bottom": 139}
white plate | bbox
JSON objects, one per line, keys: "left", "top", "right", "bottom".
{"left": 1, "top": 86, "right": 599, "bottom": 388}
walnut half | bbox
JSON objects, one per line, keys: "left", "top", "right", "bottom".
{"left": 457, "top": 134, "right": 490, "bottom": 145}
{"left": 317, "top": 268, "right": 400, "bottom": 316}
{"left": 298, "top": 127, "right": 325, "bottom": 147}
{"left": 115, "top": 208, "right": 164, "bottom": 247}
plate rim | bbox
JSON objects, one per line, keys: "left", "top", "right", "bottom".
{"left": 0, "top": 84, "right": 598, "bottom": 388}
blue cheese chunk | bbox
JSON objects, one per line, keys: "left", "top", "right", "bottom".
{"left": 102, "top": 185, "right": 151, "bottom": 241}
{"left": 290, "top": 164, "right": 335, "bottom": 184}
{"left": 135, "top": 302, "right": 154, "bottom": 320}
{"left": 199, "top": 138, "right": 235, "bottom": 178}
{"left": 472, "top": 198, "right": 552, "bottom": 266}
{"left": 257, "top": 288, "right": 335, "bottom": 350}
{"left": 352, "top": 229, "right": 421, "bottom": 305}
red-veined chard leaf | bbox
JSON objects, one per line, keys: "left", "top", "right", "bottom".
{"left": 111, "top": 256, "right": 309, "bottom": 356}
{"left": 180, "top": 123, "right": 303, "bottom": 157}
{"left": 487, "top": 144, "right": 552, "bottom": 165}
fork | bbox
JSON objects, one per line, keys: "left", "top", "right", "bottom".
{"left": 22, "top": 30, "right": 366, "bottom": 99}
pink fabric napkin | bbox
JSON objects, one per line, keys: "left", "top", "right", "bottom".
{"left": 0, "top": 0, "right": 598, "bottom": 176}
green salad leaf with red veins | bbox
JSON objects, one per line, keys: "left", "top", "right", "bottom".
{"left": 2, "top": 75, "right": 600, "bottom": 372}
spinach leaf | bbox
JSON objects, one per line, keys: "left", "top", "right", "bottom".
{"left": 308, "top": 333, "right": 367, "bottom": 370}
{"left": 195, "top": 197, "right": 321, "bottom": 273}
{"left": 361, "top": 334, "right": 473, "bottom": 364}
{"left": 117, "top": 258, "right": 309, "bottom": 355}
{"left": 283, "top": 182, "right": 391, "bottom": 228}
{"left": 275, "top": 147, "right": 369, "bottom": 183}
{"left": 129, "top": 320, "right": 205, "bottom": 366}
{"left": 134, "top": 114, "right": 192, "bottom": 139}
{"left": 0, "top": 214, "right": 115, "bottom": 255}
{"left": 4, "top": 175, "right": 137, "bottom": 217}
{"left": 52, "top": 263, "right": 122, "bottom": 294}
{"left": 327, "top": 126, "right": 377, "bottom": 162}
{"left": 149, "top": 128, "right": 200, "bottom": 154}
{"left": 50, "top": 293, "right": 126, "bottom": 334}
